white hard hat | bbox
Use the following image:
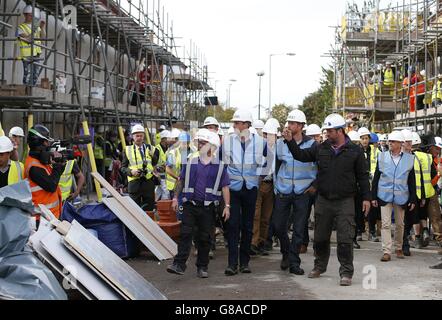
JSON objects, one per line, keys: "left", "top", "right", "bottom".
{"left": 227, "top": 126, "right": 235, "bottom": 135}
{"left": 357, "top": 127, "right": 371, "bottom": 137}
{"left": 252, "top": 119, "right": 265, "bottom": 129}
{"left": 131, "top": 124, "right": 145, "bottom": 135}
{"left": 322, "top": 113, "right": 346, "bottom": 130}
{"left": 435, "top": 137, "right": 442, "bottom": 149}
{"left": 0, "top": 136, "right": 13, "bottom": 153}
{"left": 170, "top": 128, "right": 181, "bottom": 139}
{"left": 420, "top": 70, "right": 426, "bottom": 77}
{"left": 379, "top": 133, "right": 387, "bottom": 142}
{"left": 262, "top": 119, "right": 279, "bottom": 135}
{"left": 411, "top": 132, "right": 421, "bottom": 146}
{"left": 159, "top": 125, "right": 166, "bottom": 130}
{"left": 23, "top": 5, "right": 40, "bottom": 18}
{"left": 265, "top": 118, "right": 280, "bottom": 128}
{"left": 401, "top": 129, "right": 413, "bottom": 142}
{"left": 231, "top": 110, "right": 253, "bottom": 123}
{"left": 305, "top": 124, "right": 322, "bottom": 136}
{"left": 160, "top": 129, "right": 170, "bottom": 139}
{"left": 207, "top": 131, "right": 221, "bottom": 148}
{"left": 203, "top": 116, "right": 220, "bottom": 127}
{"left": 195, "top": 128, "right": 220, "bottom": 148}
{"left": 286, "top": 109, "right": 307, "bottom": 123}
{"left": 8, "top": 126, "right": 24, "bottom": 138}
{"left": 217, "top": 128, "right": 224, "bottom": 136}
{"left": 348, "top": 131, "right": 361, "bottom": 142}
{"left": 385, "top": 61, "right": 392, "bottom": 65}
{"left": 438, "top": 74, "right": 442, "bottom": 78}
{"left": 388, "top": 130, "right": 405, "bottom": 142}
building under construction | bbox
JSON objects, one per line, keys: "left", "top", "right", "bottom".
{"left": 332, "top": 0, "right": 442, "bottom": 134}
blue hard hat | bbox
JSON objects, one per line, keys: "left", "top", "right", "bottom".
{"left": 369, "top": 132, "right": 379, "bottom": 144}
{"left": 178, "top": 132, "right": 191, "bottom": 142}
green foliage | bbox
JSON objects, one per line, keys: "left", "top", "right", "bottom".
{"left": 298, "top": 66, "right": 335, "bottom": 125}
{"left": 271, "top": 103, "right": 293, "bottom": 128}
{"left": 206, "top": 104, "right": 237, "bottom": 122}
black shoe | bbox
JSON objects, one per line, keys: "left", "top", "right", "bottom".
{"left": 289, "top": 266, "right": 305, "bottom": 275}
{"left": 280, "top": 256, "right": 289, "bottom": 270}
{"left": 167, "top": 263, "right": 185, "bottom": 275}
{"left": 250, "top": 245, "right": 260, "bottom": 256}
{"left": 257, "top": 245, "right": 269, "bottom": 256}
{"left": 403, "top": 247, "right": 411, "bottom": 256}
{"left": 353, "top": 240, "right": 361, "bottom": 249}
{"left": 429, "top": 262, "right": 442, "bottom": 269}
{"left": 197, "top": 268, "right": 208, "bottom": 278}
{"left": 262, "top": 241, "right": 273, "bottom": 252}
{"left": 225, "top": 266, "right": 238, "bottom": 276}
{"left": 356, "top": 233, "right": 363, "bottom": 241}
{"left": 239, "top": 265, "right": 251, "bottom": 273}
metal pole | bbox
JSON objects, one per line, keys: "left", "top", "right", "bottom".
{"left": 269, "top": 54, "right": 272, "bottom": 111}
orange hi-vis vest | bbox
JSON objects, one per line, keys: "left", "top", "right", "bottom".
{"left": 24, "top": 156, "right": 62, "bottom": 219}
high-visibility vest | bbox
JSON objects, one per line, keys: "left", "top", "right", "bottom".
{"left": 4, "top": 161, "right": 24, "bottom": 185}
{"left": 370, "top": 145, "right": 380, "bottom": 175}
{"left": 94, "top": 135, "right": 104, "bottom": 160}
{"left": 166, "top": 147, "right": 181, "bottom": 191}
{"left": 104, "top": 141, "right": 117, "bottom": 167}
{"left": 125, "top": 144, "right": 154, "bottom": 182}
{"left": 18, "top": 23, "right": 41, "bottom": 58}
{"left": 414, "top": 151, "right": 435, "bottom": 200}
{"left": 384, "top": 69, "right": 394, "bottom": 86}
{"left": 59, "top": 160, "right": 75, "bottom": 201}
{"left": 155, "top": 133, "right": 161, "bottom": 146}
{"left": 275, "top": 138, "right": 317, "bottom": 195}
{"left": 377, "top": 151, "right": 415, "bottom": 205}
{"left": 155, "top": 144, "right": 167, "bottom": 166}
{"left": 432, "top": 80, "right": 442, "bottom": 101}
{"left": 24, "top": 156, "right": 62, "bottom": 219}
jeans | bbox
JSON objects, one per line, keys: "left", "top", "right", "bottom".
{"left": 226, "top": 186, "right": 258, "bottom": 268}
{"left": 174, "top": 202, "right": 215, "bottom": 270}
{"left": 272, "top": 192, "right": 310, "bottom": 268}
{"left": 304, "top": 192, "right": 317, "bottom": 246}
{"left": 22, "top": 56, "right": 41, "bottom": 86}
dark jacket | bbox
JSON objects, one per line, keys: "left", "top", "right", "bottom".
{"left": 286, "top": 137, "right": 371, "bottom": 201}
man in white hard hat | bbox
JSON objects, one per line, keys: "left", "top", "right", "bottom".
{"left": 0, "top": 136, "right": 24, "bottom": 188}
{"left": 17, "top": 5, "right": 45, "bottom": 85}
{"left": 371, "top": 131, "right": 416, "bottom": 262}
{"left": 8, "top": 126, "right": 25, "bottom": 161}
{"left": 273, "top": 110, "right": 318, "bottom": 275}
{"left": 167, "top": 130, "right": 230, "bottom": 278}
{"left": 222, "top": 109, "right": 266, "bottom": 275}
{"left": 305, "top": 124, "right": 322, "bottom": 144}
{"left": 252, "top": 120, "right": 265, "bottom": 137}
{"left": 153, "top": 129, "right": 171, "bottom": 200}
{"left": 203, "top": 117, "right": 220, "bottom": 132}
{"left": 251, "top": 118, "right": 279, "bottom": 256}
{"left": 283, "top": 113, "right": 370, "bottom": 286}
{"left": 121, "top": 124, "right": 156, "bottom": 211}
{"left": 155, "top": 124, "right": 166, "bottom": 145}
{"left": 93, "top": 125, "right": 106, "bottom": 176}
{"left": 382, "top": 61, "right": 395, "bottom": 86}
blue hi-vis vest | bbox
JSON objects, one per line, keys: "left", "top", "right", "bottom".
{"left": 223, "top": 133, "right": 265, "bottom": 191}
{"left": 182, "top": 153, "right": 226, "bottom": 206}
{"left": 275, "top": 138, "right": 317, "bottom": 195}
{"left": 377, "top": 151, "right": 415, "bottom": 205}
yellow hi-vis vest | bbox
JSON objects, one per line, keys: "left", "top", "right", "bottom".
{"left": 155, "top": 133, "right": 161, "bottom": 146}
{"left": 18, "top": 23, "right": 42, "bottom": 58}
{"left": 94, "top": 135, "right": 104, "bottom": 160}
{"left": 155, "top": 144, "right": 167, "bottom": 166}
{"left": 414, "top": 151, "right": 435, "bottom": 200}
{"left": 166, "top": 147, "right": 181, "bottom": 191}
{"left": 432, "top": 80, "right": 442, "bottom": 101}
{"left": 370, "top": 145, "right": 380, "bottom": 175}
{"left": 125, "top": 144, "right": 154, "bottom": 182}
{"left": 59, "top": 160, "right": 75, "bottom": 201}
{"left": 384, "top": 69, "right": 394, "bottom": 86}
{"left": 7, "top": 161, "right": 24, "bottom": 185}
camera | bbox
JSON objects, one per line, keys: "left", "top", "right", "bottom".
{"left": 137, "top": 160, "right": 150, "bottom": 177}
{"left": 49, "top": 135, "right": 92, "bottom": 163}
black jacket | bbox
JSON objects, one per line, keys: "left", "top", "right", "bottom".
{"left": 286, "top": 137, "right": 371, "bottom": 201}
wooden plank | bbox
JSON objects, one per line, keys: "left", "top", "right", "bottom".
{"left": 63, "top": 220, "right": 167, "bottom": 300}
{"left": 91, "top": 172, "right": 177, "bottom": 259}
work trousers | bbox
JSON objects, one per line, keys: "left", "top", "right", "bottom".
{"left": 354, "top": 193, "right": 365, "bottom": 236}
{"left": 226, "top": 186, "right": 258, "bottom": 268}
{"left": 303, "top": 193, "right": 316, "bottom": 246}
{"left": 427, "top": 194, "right": 442, "bottom": 242}
{"left": 403, "top": 201, "right": 419, "bottom": 251}
{"left": 128, "top": 178, "right": 155, "bottom": 211}
{"left": 313, "top": 195, "right": 355, "bottom": 278}
{"left": 368, "top": 206, "right": 381, "bottom": 235}
{"left": 252, "top": 181, "right": 274, "bottom": 247}
{"left": 22, "top": 55, "right": 41, "bottom": 86}
{"left": 272, "top": 192, "right": 310, "bottom": 268}
{"left": 380, "top": 203, "right": 405, "bottom": 254}
{"left": 174, "top": 202, "right": 216, "bottom": 270}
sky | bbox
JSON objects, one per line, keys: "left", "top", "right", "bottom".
{"left": 160, "top": 0, "right": 349, "bottom": 120}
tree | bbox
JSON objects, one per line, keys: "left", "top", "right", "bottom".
{"left": 298, "top": 66, "right": 335, "bottom": 125}
{"left": 206, "top": 104, "right": 236, "bottom": 122}
{"left": 271, "top": 103, "right": 293, "bottom": 128}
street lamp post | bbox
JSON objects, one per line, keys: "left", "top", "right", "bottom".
{"left": 269, "top": 52, "right": 296, "bottom": 113}
{"left": 227, "top": 79, "right": 236, "bottom": 108}
{"left": 257, "top": 71, "right": 265, "bottom": 120}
